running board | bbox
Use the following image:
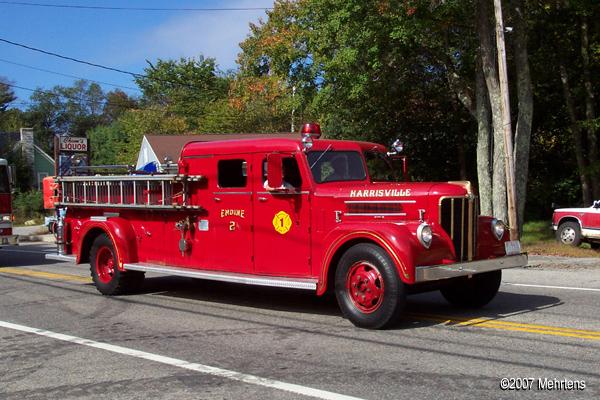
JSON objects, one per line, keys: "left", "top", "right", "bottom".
{"left": 123, "top": 262, "right": 318, "bottom": 291}
{"left": 46, "top": 254, "right": 77, "bottom": 263}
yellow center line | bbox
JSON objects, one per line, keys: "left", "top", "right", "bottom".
{"left": 406, "top": 313, "right": 600, "bottom": 341}
{"left": 0, "top": 267, "right": 91, "bottom": 283}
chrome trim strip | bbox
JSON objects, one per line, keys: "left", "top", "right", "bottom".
{"left": 57, "top": 175, "right": 180, "bottom": 182}
{"left": 46, "top": 254, "right": 77, "bottom": 263}
{"left": 124, "top": 263, "right": 318, "bottom": 291}
{"left": 56, "top": 203, "right": 197, "bottom": 210}
{"left": 212, "top": 192, "right": 252, "bottom": 195}
{"left": 344, "top": 200, "right": 416, "bottom": 204}
{"left": 415, "top": 254, "right": 528, "bottom": 282}
{"left": 344, "top": 213, "right": 407, "bottom": 217}
{"left": 255, "top": 191, "right": 308, "bottom": 195}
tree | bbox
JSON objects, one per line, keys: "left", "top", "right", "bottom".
{"left": 102, "top": 89, "right": 138, "bottom": 123}
{"left": 26, "top": 80, "right": 107, "bottom": 150}
{"left": 0, "top": 77, "right": 16, "bottom": 112}
{"left": 134, "top": 57, "right": 229, "bottom": 129}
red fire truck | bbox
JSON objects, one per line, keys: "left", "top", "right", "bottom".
{"left": 45, "top": 124, "right": 527, "bottom": 328}
{"left": 0, "top": 158, "right": 18, "bottom": 246}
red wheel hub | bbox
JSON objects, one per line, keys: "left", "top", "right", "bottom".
{"left": 95, "top": 246, "right": 115, "bottom": 284}
{"left": 346, "top": 261, "right": 384, "bottom": 313}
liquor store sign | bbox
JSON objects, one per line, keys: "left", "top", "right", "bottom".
{"left": 59, "top": 137, "right": 88, "bottom": 152}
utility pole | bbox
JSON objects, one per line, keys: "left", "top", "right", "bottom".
{"left": 291, "top": 85, "right": 296, "bottom": 133}
{"left": 493, "top": 0, "right": 519, "bottom": 241}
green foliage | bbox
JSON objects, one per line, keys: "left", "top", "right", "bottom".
{"left": 102, "top": 89, "right": 138, "bottom": 123}
{"left": 520, "top": 220, "right": 554, "bottom": 246}
{"left": 238, "top": 0, "right": 476, "bottom": 180}
{"left": 12, "top": 190, "right": 44, "bottom": 220}
{"left": 89, "top": 109, "right": 188, "bottom": 165}
{"left": 26, "top": 80, "right": 107, "bottom": 150}
{"left": 0, "top": 77, "right": 16, "bottom": 112}
{"left": 135, "top": 57, "right": 229, "bottom": 129}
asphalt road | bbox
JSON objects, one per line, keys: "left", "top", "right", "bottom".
{"left": 1, "top": 243, "right": 599, "bottom": 400}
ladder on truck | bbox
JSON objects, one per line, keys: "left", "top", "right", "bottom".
{"left": 55, "top": 174, "right": 204, "bottom": 210}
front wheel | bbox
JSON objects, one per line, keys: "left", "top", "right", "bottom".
{"left": 335, "top": 243, "right": 405, "bottom": 329}
{"left": 556, "top": 222, "right": 582, "bottom": 246}
{"left": 440, "top": 270, "right": 501, "bottom": 308}
{"left": 90, "top": 234, "right": 144, "bottom": 295}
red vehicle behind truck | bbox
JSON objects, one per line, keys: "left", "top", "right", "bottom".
{"left": 0, "top": 158, "right": 17, "bottom": 246}
{"left": 45, "top": 124, "right": 527, "bottom": 328}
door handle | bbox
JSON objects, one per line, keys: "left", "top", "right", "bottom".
{"left": 214, "top": 197, "right": 221, "bottom": 202}
{"left": 258, "top": 197, "right": 268, "bottom": 202}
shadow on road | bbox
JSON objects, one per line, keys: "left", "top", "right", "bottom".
{"left": 138, "top": 276, "right": 562, "bottom": 330}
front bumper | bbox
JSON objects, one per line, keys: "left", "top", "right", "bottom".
{"left": 415, "top": 254, "right": 527, "bottom": 282}
{"left": 0, "top": 235, "right": 18, "bottom": 246}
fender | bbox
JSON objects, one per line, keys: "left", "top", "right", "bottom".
{"left": 317, "top": 223, "right": 423, "bottom": 295}
{"left": 77, "top": 217, "right": 138, "bottom": 269}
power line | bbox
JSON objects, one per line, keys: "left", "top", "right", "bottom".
{"left": 0, "top": 37, "right": 145, "bottom": 78}
{"left": 0, "top": 37, "right": 230, "bottom": 93}
{"left": 0, "top": 1, "right": 272, "bottom": 12}
{"left": 0, "top": 58, "right": 141, "bottom": 92}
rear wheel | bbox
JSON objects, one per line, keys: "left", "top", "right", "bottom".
{"left": 335, "top": 243, "right": 405, "bottom": 329}
{"left": 440, "top": 270, "right": 501, "bottom": 308}
{"left": 556, "top": 221, "right": 582, "bottom": 246}
{"left": 90, "top": 234, "right": 144, "bottom": 295}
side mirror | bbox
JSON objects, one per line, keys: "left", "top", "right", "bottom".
{"left": 593, "top": 200, "right": 600, "bottom": 209}
{"left": 387, "top": 138, "right": 404, "bottom": 156}
{"left": 266, "top": 153, "right": 283, "bottom": 189}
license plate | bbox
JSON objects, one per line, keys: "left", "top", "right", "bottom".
{"left": 505, "top": 240, "right": 522, "bottom": 255}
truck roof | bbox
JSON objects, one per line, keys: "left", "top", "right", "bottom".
{"left": 180, "top": 137, "right": 387, "bottom": 158}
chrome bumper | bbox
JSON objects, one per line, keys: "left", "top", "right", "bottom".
{"left": 415, "top": 254, "right": 528, "bottom": 282}
{"left": 0, "top": 235, "right": 18, "bottom": 245}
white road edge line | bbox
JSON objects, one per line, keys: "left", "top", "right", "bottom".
{"left": 0, "top": 320, "right": 364, "bottom": 400}
{"left": 503, "top": 282, "right": 600, "bottom": 292}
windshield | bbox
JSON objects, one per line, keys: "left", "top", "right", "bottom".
{"left": 363, "top": 150, "right": 402, "bottom": 182}
{"left": 307, "top": 151, "right": 366, "bottom": 183}
{"left": 0, "top": 166, "right": 9, "bottom": 194}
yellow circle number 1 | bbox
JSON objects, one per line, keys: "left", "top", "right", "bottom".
{"left": 272, "top": 211, "right": 292, "bottom": 235}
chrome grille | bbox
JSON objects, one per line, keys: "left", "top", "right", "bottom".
{"left": 439, "top": 197, "right": 477, "bottom": 261}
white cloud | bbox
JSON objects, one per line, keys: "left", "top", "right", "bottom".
{"left": 129, "top": 1, "right": 271, "bottom": 71}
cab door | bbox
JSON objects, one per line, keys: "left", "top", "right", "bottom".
{"left": 207, "top": 156, "right": 253, "bottom": 272}
{"left": 253, "top": 152, "right": 312, "bottom": 277}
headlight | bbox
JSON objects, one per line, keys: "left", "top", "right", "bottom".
{"left": 417, "top": 223, "right": 433, "bottom": 249}
{"left": 1, "top": 215, "right": 10, "bottom": 222}
{"left": 491, "top": 219, "right": 505, "bottom": 240}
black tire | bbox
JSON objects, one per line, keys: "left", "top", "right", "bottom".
{"left": 335, "top": 243, "right": 405, "bottom": 329}
{"left": 556, "top": 221, "right": 582, "bottom": 246}
{"left": 440, "top": 270, "right": 502, "bottom": 308}
{"left": 90, "top": 234, "right": 144, "bottom": 295}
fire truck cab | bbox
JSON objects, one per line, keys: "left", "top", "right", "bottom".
{"left": 46, "top": 124, "right": 527, "bottom": 329}
{"left": 0, "top": 158, "right": 17, "bottom": 246}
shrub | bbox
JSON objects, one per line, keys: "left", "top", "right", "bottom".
{"left": 12, "top": 190, "right": 44, "bottom": 221}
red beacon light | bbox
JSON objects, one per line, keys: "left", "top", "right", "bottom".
{"left": 300, "top": 123, "right": 321, "bottom": 139}
{"left": 300, "top": 122, "right": 321, "bottom": 151}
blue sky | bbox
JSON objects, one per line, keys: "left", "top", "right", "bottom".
{"left": 0, "top": 0, "right": 274, "bottom": 106}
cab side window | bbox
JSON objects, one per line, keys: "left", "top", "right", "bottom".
{"left": 218, "top": 159, "right": 247, "bottom": 188}
{"left": 262, "top": 157, "right": 302, "bottom": 188}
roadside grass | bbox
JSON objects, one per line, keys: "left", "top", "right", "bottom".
{"left": 522, "top": 220, "right": 599, "bottom": 257}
